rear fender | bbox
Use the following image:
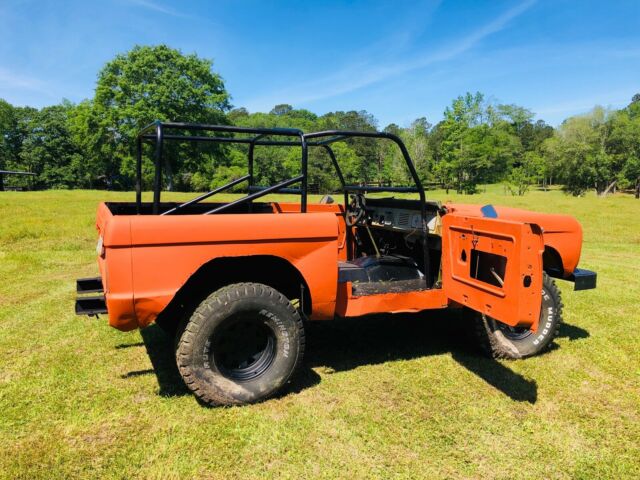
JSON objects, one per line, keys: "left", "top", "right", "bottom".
{"left": 128, "top": 212, "right": 341, "bottom": 328}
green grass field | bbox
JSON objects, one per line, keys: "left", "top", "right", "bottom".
{"left": 0, "top": 187, "right": 638, "bottom": 479}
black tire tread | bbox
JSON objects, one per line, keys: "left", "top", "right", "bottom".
{"left": 474, "top": 273, "right": 564, "bottom": 359}
{"left": 175, "top": 282, "right": 305, "bottom": 406}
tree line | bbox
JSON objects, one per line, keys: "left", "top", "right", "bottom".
{"left": 1, "top": 45, "right": 639, "bottom": 198}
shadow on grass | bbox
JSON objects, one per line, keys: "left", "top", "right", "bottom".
{"left": 127, "top": 312, "right": 589, "bottom": 404}
{"left": 303, "top": 310, "right": 540, "bottom": 403}
{"left": 138, "top": 326, "right": 191, "bottom": 397}
{"left": 558, "top": 322, "right": 590, "bottom": 341}
{"left": 115, "top": 342, "right": 144, "bottom": 349}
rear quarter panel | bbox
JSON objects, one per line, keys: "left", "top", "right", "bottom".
{"left": 126, "top": 212, "right": 340, "bottom": 328}
{"left": 96, "top": 203, "right": 136, "bottom": 330}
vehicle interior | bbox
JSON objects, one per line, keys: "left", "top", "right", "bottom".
{"left": 112, "top": 122, "right": 445, "bottom": 291}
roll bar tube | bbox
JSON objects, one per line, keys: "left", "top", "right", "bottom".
{"left": 136, "top": 122, "right": 307, "bottom": 215}
{"left": 204, "top": 175, "right": 304, "bottom": 215}
{"left": 160, "top": 174, "right": 250, "bottom": 215}
{"left": 135, "top": 122, "right": 431, "bottom": 286}
{"left": 304, "top": 130, "right": 431, "bottom": 286}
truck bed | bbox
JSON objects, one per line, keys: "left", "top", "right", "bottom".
{"left": 105, "top": 201, "right": 275, "bottom": 215}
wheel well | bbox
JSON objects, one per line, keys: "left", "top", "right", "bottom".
{"left": 155, "top": 255, "right": 312, "bottom": 328}
{"left": 542, "top": 246, "right": 564, "bottom": 278}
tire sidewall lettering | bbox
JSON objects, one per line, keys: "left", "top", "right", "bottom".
{"left": 532, "top": 290, "right": 555, "bottom": 346}
{"left": 260, "top": 308, "right": 290, "bottom": 359}
{"left": 491, "top": 276, "right": 561, "bottom": 356}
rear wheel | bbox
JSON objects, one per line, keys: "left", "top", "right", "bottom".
{"left": 474, "top": 273, "right": 563, "bottom": 359}
{"left": 176, "top": 282, "right": 304, "bottom": 406}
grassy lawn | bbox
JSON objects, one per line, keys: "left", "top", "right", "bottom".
{"left": 0, "top": 187, "right": 638, "bottom": 479}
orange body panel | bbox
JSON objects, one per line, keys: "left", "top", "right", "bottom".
{"left": 445, "top": 203, "right": 583, "bottom": 277}
{"left": 94, "top": 198, "right": 585, "bottom": 332}
{"left": 96, "top": 204, "right": 136, "bottom": 329}
{"left": 335, "top": 283, "right": 449, "bottom": 317}
{"left": 99, "top": 206, "right": 342, "bottom": 330}
{"left": 441, "top": 213, "right": 545, "bottom": 329}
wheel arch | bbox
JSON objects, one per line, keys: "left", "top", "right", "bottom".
{"left": 542, "top": 245, "right": 564, "bottom": 278}
{"left": 155, "top": 255, "right": 312, "bottom": 330}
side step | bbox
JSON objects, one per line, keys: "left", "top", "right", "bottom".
{"left": 351, "top": 278, "right": 427, "bottom": 296}
{"left": 75, "top": 295, "right": 107, "bottom": 315}
{"left": 77, "top": 277, "right": 104, "bottom": 294}
{"left": 75, "top": 276, "right": 107, "bottom": 315}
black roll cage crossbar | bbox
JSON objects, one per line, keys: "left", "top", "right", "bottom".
{"left": 135, "top": 122, "right": 431, "bottom": 281}
{"left": 137, "top": 121, "right": 308, "bottom": 215}
{"left": 0, "top": 170, "right": 36, "bottom": 191}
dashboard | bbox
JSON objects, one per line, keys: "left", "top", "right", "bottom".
{"left": 365, "top": 199, "right": 440, "bottom": 234}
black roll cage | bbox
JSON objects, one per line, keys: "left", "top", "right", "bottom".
{"left": 0, "top": 170, "right": 36, "bottom": 191}
{"left": 136, "top": 121, "right": 431, "bottom": 282}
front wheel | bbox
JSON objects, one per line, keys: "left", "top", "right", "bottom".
{"left": 176, "top": 282, "right": 305, "bottom": 406}
{"left": 473, "top": 273, "right": 563, "bottom": 359}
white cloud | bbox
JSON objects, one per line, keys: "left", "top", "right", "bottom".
{"left": 0, "top": 68, "right": 47, "bottom": 93}
{"left": 534, "top": 90, "right": 635, "bottom": 118}
{"left": 245, "top": 0, "right": 537, "bottom": 110}
{"left": 125, "top": 0, "right": 192, "bottom": 19}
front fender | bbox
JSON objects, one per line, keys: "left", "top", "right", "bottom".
{"left": 446, "top": 203, "right": 583, "bottom": 277}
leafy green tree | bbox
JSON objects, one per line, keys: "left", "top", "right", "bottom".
{"left": 433, "top": 92, "right": 522, "bottom": 193}
{"left": 230, "top": 106, "right": 319, "bottom": 188}
{"left": 319, "top": 110, "right": 379, "bottom": 184}
{"left": 1, "top": 105, "right": 38, "bottom": 175}
{"left": 506, "top": 151, "right": 543, "bottom": 196}
{"left": 0, "top": 99, "right": 15, "bottom": 171}
{"left": 505, "top": 167, "right": 530, "bottom": 196}
{"left": 66, "top": 100, "right": 110, "bottom": 188}
{"left": 607, "top": 106, "right": 640, "bottom": 198}
{"left": 270, "top": 104, "right": 293, "bottom": 116}
{"left": 378, "top": 124, "right": 404, "bottom": 186}
{"left": 18, "top": 102, "right": 81, "bottom": 189}
{"left": 444, "top": 91, "right": 485, "bottom": 126}
{"left": 517, "top": 119, "right": 554, "bottom": 152}
{"left": 432, "top": 100, "right": 469, "bottom": 192}
{"left": 495, "top": 104, "right": 533, "bottom": 128}
{"left": 543, "top": 107, "right": 619, "bottom": 196}
{"left": 91, "top": 44, "right": 230, "bottom": 189}
{"left": 539, "top": 135, "right": 563, "bottom": 188}
{"left": 228, "top": 107, "right": 249, "bottom": 123}
{"left": 403, "top": 117, "right": 432, "bottom": 184}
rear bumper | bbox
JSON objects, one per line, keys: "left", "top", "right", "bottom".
{"left": 75, "top": 276, "right": 108, "bottom": 315}
{"left": 568, "top": 268, "right": 597, "bottom": 291}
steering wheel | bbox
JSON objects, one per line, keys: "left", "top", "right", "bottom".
{"left": 346, "top": 193, "right": 366, "bottom": 227}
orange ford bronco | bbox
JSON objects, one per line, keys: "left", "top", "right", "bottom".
{"left": 75, "top": 122, "right": 596, "bottom": 406}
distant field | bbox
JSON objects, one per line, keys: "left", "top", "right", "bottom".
{"left": 0, "top": 187, "right": 638, "bottom": 479}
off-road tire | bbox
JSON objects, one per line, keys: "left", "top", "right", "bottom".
{"left": 474, "top": 273, "right": 563, "bottom": 359}
{"left": 175, "top": 283, "right": 304, "bottom": 406}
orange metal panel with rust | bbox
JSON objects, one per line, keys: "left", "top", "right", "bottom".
{"left": 273, "top": 202, "right": 349, "bottom": 261}
{"left": 99, "top": 205, "right": 342, "bottom": 330}
{"left": 441, "top": 213, "right": 545, "bottom": 329}
{"left": 95, "top": 203, "right": 138, "bottom": 330}
{"left": 446, "top": 203, "right": 583, "bottom": 277}
{"left": 335, "top": 283, "right": 449, "bottom": 317}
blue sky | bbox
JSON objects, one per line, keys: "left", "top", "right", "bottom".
{"left": 0, "top": 0, "right": 638, "bottom": 127}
